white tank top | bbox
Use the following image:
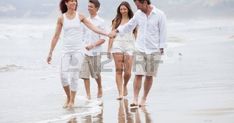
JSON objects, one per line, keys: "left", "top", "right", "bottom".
{"left": 62, "top": 12, "right": 84, "bottom": 53}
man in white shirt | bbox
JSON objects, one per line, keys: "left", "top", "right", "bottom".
{"left": 110, "top": 0, "right": 166, "bottom": 107}
{"left": 79, "top": 0, "right": 106, "bottom": 100}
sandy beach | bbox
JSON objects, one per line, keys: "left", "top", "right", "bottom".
{"left": 0, "top": 19, "right": 234, "bottom": 123}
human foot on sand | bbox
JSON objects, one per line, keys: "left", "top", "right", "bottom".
{"left": 67, "top": 101, "right": 75, "bottom": 109}
{"left": 116, "top": 96, "right": 123, "bottom": 100}
{"left": 139, "top": 98, "right": 147, "bottom": 107}
{"left": 63, "top": 99, "right": 70, "bottom": 108}
{"left": 130, "top": 99, "right": 138, "bottom": 108}
{"left": 97, "top": 88, "right": 103, "bottom": 98}
{"left": 87, "top": 95, "right": 91, "bottom": 100}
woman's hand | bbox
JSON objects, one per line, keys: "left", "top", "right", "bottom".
{"left": 47, "top": 53, "right": 52, "bottom": 64}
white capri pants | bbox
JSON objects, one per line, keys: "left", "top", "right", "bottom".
{"left": 60, "top": 52, "right": 84, "bottom": 91}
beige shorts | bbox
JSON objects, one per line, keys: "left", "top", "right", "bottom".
{"left": 133, "top": 51, "right": 162, "bottom": 77}
{"left": 79, "top": 55, "right": 101, "bottom": 79}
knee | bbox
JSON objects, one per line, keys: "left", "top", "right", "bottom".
{"left": 70, "top": 79, "right": 78, "bottom": 91}
{"left": 135, "top": 75, "right": 143, "bottom": 79}
{"left": 145, "top": 76, "right": 153, "bottom": 80}
{"left": 124, "top": 71, "right": 131, "bottom": 77}
{"left": 61, "top": 76, "right": 69, "bottom": 86}
{"left": 115, "top": 68, "right": 123, "bottom": 75}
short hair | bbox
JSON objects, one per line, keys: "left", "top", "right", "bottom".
{"left": 89, "top": 0, "right": 100, "bottom": 9}
{"left": 133, "top": 0, "right": 151, "bottom": 4}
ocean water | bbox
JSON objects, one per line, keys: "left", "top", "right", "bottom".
{"left": 1, "top": 18, "right": 234, "bottom": 123}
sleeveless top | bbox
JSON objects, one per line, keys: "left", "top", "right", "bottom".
{"left": 62, "top": 12, "right": 84, "bottom": 53}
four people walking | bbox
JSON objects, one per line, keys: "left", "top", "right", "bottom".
{"left": 47, "top": 0, "right": 166, "bottom": 108}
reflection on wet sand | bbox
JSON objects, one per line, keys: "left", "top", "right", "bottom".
{"left": 64, "top": 99, "right": 153, "bottom": 123}
{"left": 66, "top": 107, "right": 103, "bottom": 123}
{"left": 118, "top": 99, "right": 152, "bottom": 123}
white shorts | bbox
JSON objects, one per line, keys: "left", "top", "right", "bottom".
{"left": 112, "top": 33, "right": 135, "bottom": 55}
{"left": 133, "top": 51, "right": 162, "bottom": 77}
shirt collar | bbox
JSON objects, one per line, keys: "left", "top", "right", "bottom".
{"left": 151, "top": 5, "right": 157, "bottom": 15}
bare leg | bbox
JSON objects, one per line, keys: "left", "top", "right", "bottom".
{"left": 95, "top": 74, "right": 103, "bottom": 98}
{"left": 68, "top": 91, "right": 76, "bottom": 109}
{"left": 131, "top": 75, "right": 143, "bottom": 106}
{"left": 63, "top": 85, "right": 71, "bottom": 108}
{"left": 83, "top": 79, "right": 91, "bottom": 100}
{"left": 140, "top": 76, "right": 153, "bottom": 106}
{"left": 113, "top": 53, "right": 124, "bottom": 100}
{"left": 123, "top": 54, "right": 133, "bottom": 96}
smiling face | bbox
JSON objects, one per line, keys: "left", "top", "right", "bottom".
{"left": 88, "top": 2, "right": 98, "bottom": 15}
{"left": 120, "top": 5, "right": 129, "bottom": 17}
{"left": 65, "top": 0, "right": 77, "bottom": 10}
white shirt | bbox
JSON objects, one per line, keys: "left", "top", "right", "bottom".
{"left": 83, "top": 15, "right": 106, "bottom": 56}
{"left": 62, "top": 12, "right": 84, "bottom": 53}
{"left": 118, "top": 5, "right": 167, "bottom": 54}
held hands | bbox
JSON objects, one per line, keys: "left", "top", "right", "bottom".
{"left": 107, "top": 30, "right": 117, "bottom": 39}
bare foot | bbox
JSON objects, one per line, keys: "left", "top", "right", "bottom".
{"left": 130, "top": 99, "right": 138, "bottom": 108}
{"left": 139, "top": 98, "right": 147, "bottom": 107}
{"left": 123, "top": 86, "right": 128, "bottom": 96}
{"left": 97, "top": 88, "right": 103, "bottom": 98}
{"left": 63, "top": 99, "right": 70, "bottom": 108}
{"left": 67, "top": 101, "right": 75, "bottom": 109}
{"left": 87, "top": 95, "right": 91, "bottom": 100}
{"left": 116, "top": 96, "right": 123, "bottom": 100}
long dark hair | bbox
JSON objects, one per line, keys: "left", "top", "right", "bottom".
{"left": 59, "top": 0, "right": 78, "bottom": 14}
{"left": 112, "top": 1, "right": 134, "bottom": 29}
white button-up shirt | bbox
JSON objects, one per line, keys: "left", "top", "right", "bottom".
{"left": 118, "top": 5, "right": 166, "bottom": 54}
{"left": 83, "top": 15, "right": 106, "bottom": 56}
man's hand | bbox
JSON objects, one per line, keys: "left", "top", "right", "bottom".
{"left": 108, "top": 30, "right": 117, "bottom": 38}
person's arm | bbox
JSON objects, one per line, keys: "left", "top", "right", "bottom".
{"left": 110, "top": 13, "right": 138, "bottom": 38}
{"left": 79, "top": 13, "right": 109, "bottom": 37}
{"left": 107, "top": 21, "right": 117, "bottom": 59}
{"left": 47, "top": 16, "right": 63, "bottom": 64}
{"left": 86, "top": 20, "right": 106, "bottom": 50}
{"left": 117, "top": 13, "right": 138, "bottom": 36}
{"left": 85, "top": 39, "right": 105, "bottom": 50}
{"left": 159, "top": 12, "right": 167, "bottom": 55}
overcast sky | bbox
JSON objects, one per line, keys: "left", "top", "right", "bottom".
{"left": 0, "top": 0, "right": 234, "bottom": 19}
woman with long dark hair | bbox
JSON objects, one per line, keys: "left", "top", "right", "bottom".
{"left": 107, "top": 1, "right": 137, "bottom": 100}
{"left": 46, "top": 0, "right": 109, "bottom": 109}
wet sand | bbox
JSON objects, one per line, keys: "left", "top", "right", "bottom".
{"left": 1, "top": 19, "right": 234, "bottom": 123}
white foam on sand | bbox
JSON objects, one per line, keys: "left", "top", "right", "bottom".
{"left": 35, "top": 101, "right": 102, "bottom": 123}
